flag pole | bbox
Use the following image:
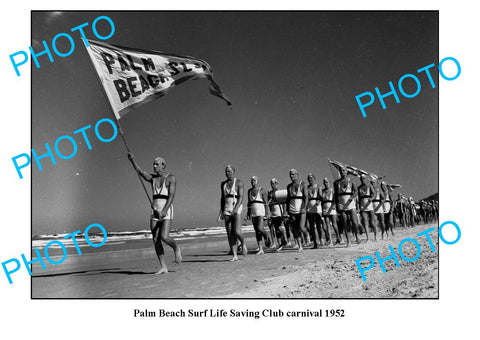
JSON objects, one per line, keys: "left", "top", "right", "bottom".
{"left": 82, "top": 39, "right": 153, "bottom": 206}
{"left": 113, "top": 119, "right": 153, "bottom": 207}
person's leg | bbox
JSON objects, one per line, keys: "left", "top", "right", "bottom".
{"left": 376, "top": 213, "right": 386, "bottom": 239}
{"left": 367, "top": 211, "right": 377, "bottom": 241}
{"left": 283, "top": 218, "right": 292, "bottom": 245}
{"left": 299, "top": 213, "right": 309, "bottom": 246}
{"left": 339, "top": 212, "right": 350, "bottom": 247}
{"left": 329, "top": 215, "right": 341, "bottom": 244}
{"left": 315, "top": 214, "right": 325, "bottom": 246}
{"left": 256, "top": 217, "right": 271, "bottom": 248}
{"left": 385, "top": 212, "right": 394, "bottom": 236}
{"left": 159, "top": 219, "right": 182, "bottom": 263}
{"left": 268, "top": 220, "right": 277, "bottom": 248}
{"left": 345, "top": 214, "right": 354, "bottom": 241}
{"left": 233, "top": 213, "right": 247, "bottom": 257}
{"left": 306, "top": 213, "right": 318, "bottom": 248}
{"left": 150, "top": 219, "right": 168, "bottom": 274}
{"left": 273, "top": 218, "right": 287, "bottom": 250}
{"left": 360, "top": 211, "right": 368, "bottom": 236}
{"left": 291, "top": 214, "right": 303, "bottom": 252}
{"left": 322, "top": 216, "right": 331, "bottom": 245}
{"left": 225, "top": 216, "right": 238, "bottom": 261}
{"left": 252, "top": 216, "right": 262, "bottom": 252}
{"left": 348, "top": 209, "right": 363, "bottom": 244}
{"left": 253, "top": 217, "right": 265, "bottom": 254}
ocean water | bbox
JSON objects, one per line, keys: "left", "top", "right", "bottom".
{"left": 32, "top": 224, "right": 256, "bottom": 257}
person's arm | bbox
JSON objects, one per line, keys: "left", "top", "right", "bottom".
{"left": 127, "top": 153, "right": 152, "bottom": 182}
{"left": 300, "top": 182, "right": 308, "bottom": 213}
{"left": 262, "top": 188, "right": 271, "bottom": 218}
{"left": 246, "top": 188, "right": 252, "bottom": 220}
{"left": 333, "top": 181, "right": 339, "bottom": 211}
{"left": 350, "top": 181, "right": 359, "bottom": 203}
{"left": 217, "top": 182, "right": 225, "bottom": 222}
{"left": 233, "top": 179, "right": 244, "bottom": 214}
{"left": 379, "top": 191, "right": 385, "bottom": 206}
{"left": 160, "top": 174, "right": 176, "bottom": 218}
{"left": 286, "top": 184, "right": 291, "bottom": 215}
{"left": 368, "top": 184, "right": 375, "bottom": 207}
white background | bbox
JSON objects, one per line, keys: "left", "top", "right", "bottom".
{"left": 0, "top": 0, "right": 478, "bottom": 338}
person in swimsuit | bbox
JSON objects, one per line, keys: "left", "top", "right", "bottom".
{"left": 127, "top": 153, "right": 181, "bottom": 274}
{"left": 268, "top": 178, "right": 288, "bottom": 251}
{"left": 433, "top": 200, "right": 439, "bottom": 223}
{"left": 358, "top": 174, "right": 376, "bottom": 242}
{"left": 286, "top": 169, "right": 309, "bottom": 252}
{"left": 306, "top": 173, "right": 325, "bottom": 248}
{"left": 218, "top": 165, "right": 247, "bottom": 261}
{"left": 394, "top": 194, "right": 407, "bottom": 228}
{"left": 333, "top": 166, "right": 362, "bottom": 246}
{"left": 321, "top": 178, "right": 342, "bottom": 245}
{"left": 406, "top": 197, "right": 416, "bottom": 228}
{"left": 371, "top": 178, "right": 388, "bottom": 239}
{"left": 246, "top": 176, "right": 272, "bottom": 254}
{"left": 381, "top": 182, "right": 395, "bottom": 236}
{"left": 419, "top": 200, "right": 428, "bottom": 224}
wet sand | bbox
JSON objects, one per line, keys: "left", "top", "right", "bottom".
{"left": 32, "top": 224, "right": 438, "bottom": 298}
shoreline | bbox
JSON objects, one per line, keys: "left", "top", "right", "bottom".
{"left": 32, "top": 223, "right": 438, "bottom": 299}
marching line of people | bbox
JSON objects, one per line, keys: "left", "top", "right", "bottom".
{"left": 218, "top": 165, "right": 438, "bottom": 261}
{"left": 128, "top": 153, "right": 438, "bottom": 269}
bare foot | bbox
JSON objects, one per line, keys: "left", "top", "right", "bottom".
{"left": 230, "top": 256, "right": 239, "bottom": 262}
{"left": 242, "top": 245, "right": 248, "bottom": 257}
{"left": 155, "top": 267, "right": 168, "bottom": 275}
{"left": 174, "top": 248, "right": 182, "bottom": 263}
{"left": 256, "top": 249, "right": 264, "bottom": 255}
{"left": 298, "top": 247, "right": 304, "bottom": 253}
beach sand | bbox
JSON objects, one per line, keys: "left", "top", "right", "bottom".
{"left": 32, "top": 224, "right": 438, "bottom": 298}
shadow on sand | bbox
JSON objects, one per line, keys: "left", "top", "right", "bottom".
{"left": 33, "top": 268, "right": 155, "bottom": 278}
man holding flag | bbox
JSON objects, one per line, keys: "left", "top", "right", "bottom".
{"left": 83, "top": 39, "right": 231, "bottom": 270}
{"left": 128, "top": 154, "right": 182, "bottom": 274}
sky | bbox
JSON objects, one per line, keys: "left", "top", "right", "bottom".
{"left": 32, "top": 11, "right": 438, "bottom": 234}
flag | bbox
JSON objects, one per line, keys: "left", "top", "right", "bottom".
{"left": 328, "top": 158, "right": 379, "bottom": 179}
{"left": 329, "top": 159, "right": 358, "bottom": 176}
{"left": 84, "top": 39, "right": 231, "bottom": 119}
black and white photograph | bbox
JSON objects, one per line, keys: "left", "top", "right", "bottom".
{"left": 1, "top": 1, "right": 478, "bottom": 338}
{"left": 30, "top": 11, "right": 439, "bottom": 298}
